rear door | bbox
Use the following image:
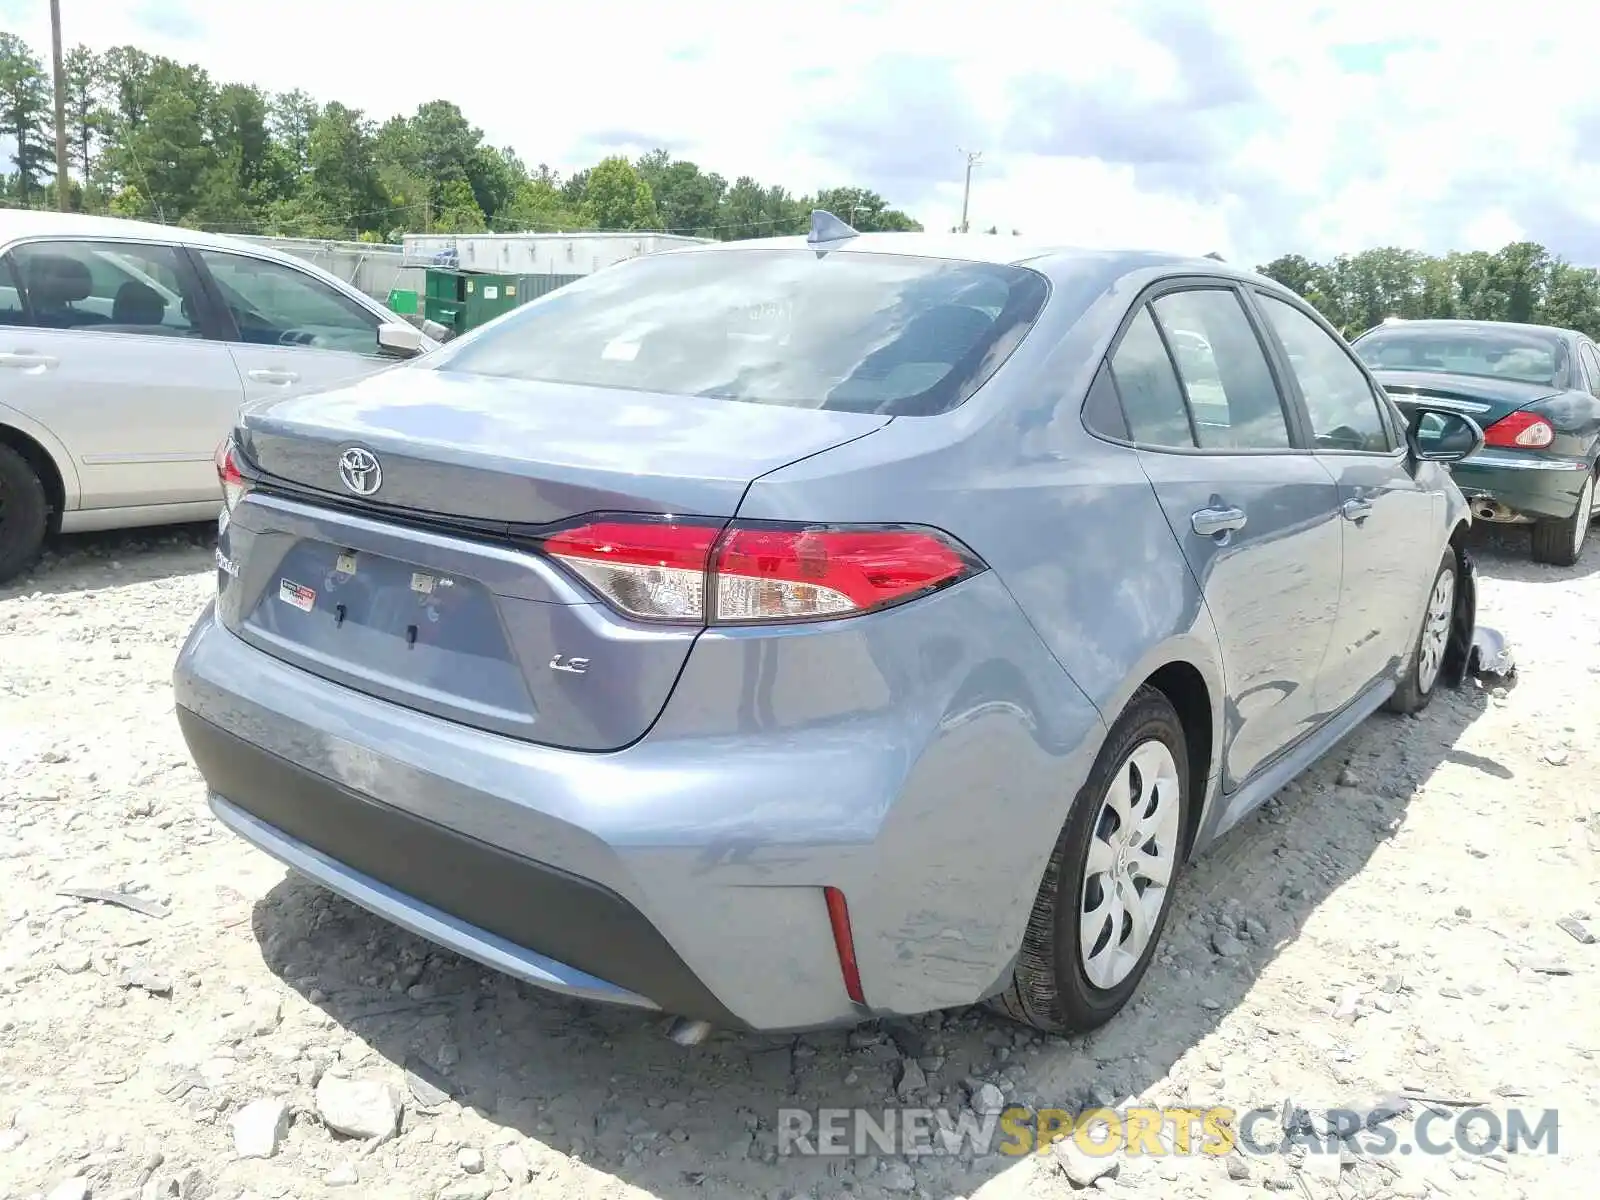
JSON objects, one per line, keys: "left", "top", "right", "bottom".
{"left": 1253, "top": 291, "right": 1439, "bottom": 711}
{"left": 189, "top": 247, "right": 402, "bottom": 404}
{"left": 1112, "top": 283, "right": 1343, "bottom": 789}
{"left": 0, "top": 237, "right": 243, "bottom": 509}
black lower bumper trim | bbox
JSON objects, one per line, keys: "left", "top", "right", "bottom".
{"left": 176, "top": 707, "right": 744, "bottom": 1028}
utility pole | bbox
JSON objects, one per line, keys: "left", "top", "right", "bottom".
{"left": 49, "top": 0, "right": 70, "bottom": 211}
{"left": 957, "top": 149, "right": 982, "bottom": 234}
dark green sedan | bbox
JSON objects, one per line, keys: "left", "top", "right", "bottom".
{"left": 1351, "top": 319, "right": 1600, "bottom": 566}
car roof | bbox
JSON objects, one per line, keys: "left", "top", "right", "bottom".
{"left": 0, "top": 209, "right": 326, "bottom": 271}
{"left": 662, "top": 230, "right": 1278, "bottom": 286}
{"left": 1364, "top": 317, "right": 1579, "bottom": 342}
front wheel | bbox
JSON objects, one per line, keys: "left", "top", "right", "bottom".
{"left": 1530, "top": 470, "right": 1594, "bottom": 567}
{"left": 1386, "top": 547, "right": 1457, "bottom": 715}
{"left": 988, "top": 686, "right": 1190, "bottom": 1034}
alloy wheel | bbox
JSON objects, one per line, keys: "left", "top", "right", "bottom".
{"left": 1079, "top": 739, "right": 1182, "bottom": 990}
{"left": 1573, "top": 474, "right": 1594, "bottom": 562}
{"left": 1416, "top": 567, "right": 1455, "bottom": 694}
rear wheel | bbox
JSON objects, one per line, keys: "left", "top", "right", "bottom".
{"left": 1387, "top": 547, "right": 1456, "bottom": 715}
{"left": 0, "top": 443, "right": 48, "bottom": 586}
{"left": 989, "top": 686, "right": 1190, "bottom": 1033}
{"left": 1530, "top": 470, "right": 1594, "bottom": 567}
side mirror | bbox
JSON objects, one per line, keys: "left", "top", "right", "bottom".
{"left": 377, "top": 321, "right": 424, "bottom": 359}
{"left": 1407, "top": 405, "right": 1484, "bottom": 463}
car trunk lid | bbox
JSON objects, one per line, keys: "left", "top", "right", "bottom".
{"left": 1372, "top": 368, "right": 1561, "bottom": 426}
{"left": 218, "top": 368, "right": 892, "bottom": 750}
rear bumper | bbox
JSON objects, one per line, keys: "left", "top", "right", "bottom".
{"left": 183, "top": 709, "right": 730, "bottom": 1023}
{"left": 1452, "top": 450, "right": 1591, "bottom": 521}
{"left": 174, "top": 570, "right": 1106, "bottom": 1031}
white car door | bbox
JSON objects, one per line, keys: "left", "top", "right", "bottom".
{"left": 0, "top": 237, "right": 245, "bottom": 510}
{"left": 188, "top": 248, "right": 406, "bottom": 406}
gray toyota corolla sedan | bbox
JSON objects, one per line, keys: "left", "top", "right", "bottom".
{"left": 174, "top": 216, "right": 1486, "bottom": 1036}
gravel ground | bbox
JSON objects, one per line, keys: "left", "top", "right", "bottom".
{"left": 2, "top": 521, "right": 1597, "bottom": 1200}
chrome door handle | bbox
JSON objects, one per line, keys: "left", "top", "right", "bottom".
{"left": 1341, "top": 498, "right": 1374, "bottom": 522}
{"left": 1191, "top": 506, "right": 1248, "bottom": 537}
{"left": 247, "top": 368, "right": 300, "bottom": 385}
{"left": 0, "top": 351, "right": 58, "bottom": 371}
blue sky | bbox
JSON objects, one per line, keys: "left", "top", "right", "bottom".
{"left": 4, "top": 0, "right": 1597, "bottom": 265}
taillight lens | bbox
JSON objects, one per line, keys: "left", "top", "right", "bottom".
{"left": 544, "top": 520, "right": 720, "bottom": 622}
{"left": 215, "top": 437, "right": 249, "bottom": 512}
{"left": 1483, "top": 411, "right": 1555, "bottom": 449}
{"left": 541, "top": 517, "right": 984, "bottom": 625}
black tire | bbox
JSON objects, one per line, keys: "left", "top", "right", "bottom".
{"left": 1530, "top": 469, "right": 1594, "bottom": 567}
{"left": 1386, "top": 547, "right": 1457, "bottom": 715}
{"left": 988, "top": 685, "right": 1191, "bottom": 1034}
{"left": 0, "top": 442, "right": 48, "bottom": 586}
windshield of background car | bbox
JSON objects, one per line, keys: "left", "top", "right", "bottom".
{"left": 1353, "top": 326, "right": 1566, "bottom": 387}
{"left": 430, "top": 249, "right": 1052, "bottom": 415}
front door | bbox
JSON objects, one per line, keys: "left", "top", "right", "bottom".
{"left": 189, "top": 248, "right": 396, "bottom": 406}
{"left": 1110, "top": 288, "right": 1343, "bottom": 789}
{"left": 1253, "top": 292, "right": 1439, "bottom": 709}
{"left": 0, "top": 238, "right": 244, "bottom": 509}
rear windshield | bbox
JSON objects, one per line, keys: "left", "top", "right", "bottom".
{"left": 430, "top": 249, "right": 1051, "bottom": 416}
{"left": 1353, "top": 326, "right": 1567, "bottom": 387}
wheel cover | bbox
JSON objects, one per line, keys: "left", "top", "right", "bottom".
{"left": 1573, "top": 475, "right": 1594, "bottom": 561}
{"left": 1416, "top": 566, "right": 1455, "bottom": 694}
{"left": 1079, "top": 738, "right": 1182, "bottom": 990}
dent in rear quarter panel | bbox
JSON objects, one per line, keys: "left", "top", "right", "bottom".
{"left": 726, "top": 276, "right": 1226, "bottom": 1012}
{"left": 640, "top": 571, "right": 1106, "bottom": 1018}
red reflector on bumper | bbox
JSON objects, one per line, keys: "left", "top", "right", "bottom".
{"left": 824, "top": 885, "right": 865, "bottom": 1005}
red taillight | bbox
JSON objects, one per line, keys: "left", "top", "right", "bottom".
{"left": 540, "top": 517, "right": 983, "bottom": 625}
{"left": 544, "top": 520, "right": 721, "bottom": 622}
{"left": 1482, "top": 411, "right": 1554, "bottom": 449}
{"left": 215, "top": 437, "right": 248, "bottom": 512}
{"left": 823, "top": 886, "right": 865, "bottom": 1005}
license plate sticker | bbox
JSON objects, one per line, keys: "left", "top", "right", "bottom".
{"left": 336, "top": 553, "right": 358, "bottom": 575}
{"left": 278, "top": 579, "right": 316, "bottom": 612}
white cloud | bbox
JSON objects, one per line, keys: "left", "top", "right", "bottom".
{"left": 5, "top": 0, "right": 1599, "bottom": 263}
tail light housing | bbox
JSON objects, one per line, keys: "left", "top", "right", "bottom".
{"left": 1482, "top": 411, "right": 1555, "bottom": 449}
{"left": 541, "top": 515, "right": 984, "bottom": 626}
{"left": 215, "top": 437, "right": 250, "bottom": 512}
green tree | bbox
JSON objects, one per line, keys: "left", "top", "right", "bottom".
{"left": 304, "top": 102, "right": 388, "bottom": 234}
{"left": 63, "top": 45, "right": 103, "bottom": 194}
{"left": 585, "top": 156, "right": 657, "bottom": 229}
{"left": 0, "top": 33, "right": 54, "bottom": 205}
{"left": 270, "top": 88, "right": 319, "bottom": 180}
{"left": 815, "top": 186, "right": 922, "bottom": 232}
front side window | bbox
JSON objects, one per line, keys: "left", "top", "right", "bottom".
{"left": 1151, "top": 289, "right": 1291, "bottom": 450}
{"left": 8, "top": 239, "right": 202, "bottom": 337}
{"left": 195, "top": 249, "right": 380, "bottom": 355}
{"left": 1259, "top": 294, "right": 1392, "bottom": 452}
{"left": 431, "top": 249, "right": 1055, "bottom": 416}
{"left": 1109, "top": 306, "right": 1194, "bottom": 447}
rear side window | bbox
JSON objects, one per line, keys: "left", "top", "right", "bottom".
{"left": 8, "top": 239, "right": 202, "bottom": 337}
{"left": 1109, "top": 307, "right": 1194, "bottom": 447}
{"left": 1259, "top": 295, "right": 1392, "bottom": 452}
{"left": 1580, "top": 343, "right": 1600, "bottom": 399}
{"left": 431, "top": 249, "right": 1051, "bottom": 416}
{"left": 1151, "top": 290, "right": 1290, "bottom": 450}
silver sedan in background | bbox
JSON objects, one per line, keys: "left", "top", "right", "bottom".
{"left": 0, "top": 211, "right": 434, "bottom": 583}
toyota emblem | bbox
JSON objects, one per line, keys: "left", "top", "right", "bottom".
{"left": 338, "top": 447, "right": 382, "bottom": 496}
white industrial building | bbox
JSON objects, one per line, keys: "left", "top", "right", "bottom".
{"left": 236, "top": 230, "right": 713, "bottom": 308}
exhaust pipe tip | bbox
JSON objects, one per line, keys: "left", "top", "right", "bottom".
{"left": 665, "top": 1017, "right": 714, "bottom": 1046}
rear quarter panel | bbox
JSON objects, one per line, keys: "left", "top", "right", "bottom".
{"left": 730, "top": 271, "right": 1227, "bottom": 1008}
{"left": 0, "top": 399, "right": 82, "bottom": 511}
